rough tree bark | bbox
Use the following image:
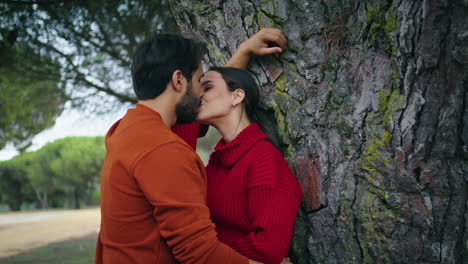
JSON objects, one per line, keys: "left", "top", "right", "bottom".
{"left": 170, "top": 0, "right": 467, "bottom": 263}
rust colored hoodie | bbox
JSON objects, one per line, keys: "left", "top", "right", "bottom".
{"left": 95, "top": 104, "right": 248, "bottom": 264}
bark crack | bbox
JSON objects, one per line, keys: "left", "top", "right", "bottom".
{"left": 426, "top": 16, "right": 452, "bottom": 164}
{"left": 408, "top": 0, "right": 421, "bottom": 58}
{"left": 437, "top": 6, "right": 457, "bottom": 263}
{"left": 350, "top": 105, "right": 368, "bottom": 263}
{"left": 239, "top": 1, "right": 250, "bottom": 37}
{"left": 351, "top": 172, "right": 364, "bottom": 263}
{"left": 461, "top": 79, "right": 468, "bottom": 158}
{"left": 410, "top": 71, "right": 432, "bottom": 165}
{"left": 439, "top": 173, "right": 453, "bottom": 264}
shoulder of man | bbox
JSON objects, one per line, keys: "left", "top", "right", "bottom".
{"left": 132, "top": 129, "right": 198, "bottom": 166}
{"left": 107, "top": 119, "right": 200, "bottom": 172}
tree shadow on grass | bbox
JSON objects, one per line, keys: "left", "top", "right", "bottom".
{"left": 0, "top": 232, "right": 97, "bottom": 264}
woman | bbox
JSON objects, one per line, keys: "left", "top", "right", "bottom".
{"left": 174, "top": 67, "right": 302, "bottom": 264}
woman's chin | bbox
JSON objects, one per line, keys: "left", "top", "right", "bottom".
{"left": 196, "top": 115, "right": 210, "bottom": 125}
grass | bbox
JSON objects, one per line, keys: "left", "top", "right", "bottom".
{"left": 0, "top": 233, "right": 97, "bottom": 264}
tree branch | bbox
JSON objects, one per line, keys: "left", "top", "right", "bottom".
{"left": 45, "top": 9, "right": 132, "bottom": 68}
{"left": 31, "top": 39, "right": 137, "bottom": 104}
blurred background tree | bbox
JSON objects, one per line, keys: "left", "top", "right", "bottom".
{"left": 0, "top": 136, "right": 105, "bottom": 211}
{"left": 0, "top": 0, "right": 176, "bottom": 152}
{"left": 0, "top": 159, "right": 36, "bottom": 211}
{"left": 0, "top": 30, "right": 66, "bottom": 151}
{"left": 49, "top": 137, "right": 105, "bottom": 209}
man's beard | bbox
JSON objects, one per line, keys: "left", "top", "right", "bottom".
{"left": 175, "top": 82, "right": 200, "bottom": 125}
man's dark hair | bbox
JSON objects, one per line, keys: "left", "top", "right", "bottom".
{"left": 131, "top": 33, "right": 207, "bottom": 100}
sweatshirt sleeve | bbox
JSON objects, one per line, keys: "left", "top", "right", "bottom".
{"left": 171, "top": 122, "right": 209, "bottom": 150}
{"left": 227, "top": 150, "right": 302, "bottom": 264}
{"left": 132, "top": 142, "right": 247, "bottom": 264}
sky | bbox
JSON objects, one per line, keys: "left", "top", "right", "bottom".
{"left": 0, "top": 106, "right": 127, "bottom": 161}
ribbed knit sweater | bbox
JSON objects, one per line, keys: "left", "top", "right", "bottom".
{"left": 174, "top": 122, "right": 302, "bottom": 264}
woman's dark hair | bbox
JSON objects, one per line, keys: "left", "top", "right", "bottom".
{"left": 131, "top": 33, "right": 207, "bottom": 100}
{"left": 209, "top": 67, "right": 281, "bottom": 149}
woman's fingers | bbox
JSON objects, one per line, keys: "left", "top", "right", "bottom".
{"left": 259, "top": 28, "right": 287, "bottom": 50}
{"left": 243, "top": 28, "right": 287, "bottom": 55}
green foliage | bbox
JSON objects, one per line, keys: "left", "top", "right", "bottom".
{"left": 0, "top": 160, "right": 35, "bottom": 211}
{"left": 50, "top": 137, "right": 105, "bottom": 208}
{"left": 0, "top": 0, "right": 176, "bottom": 109}
{"left": 0, "top": 43, "right": 67, "bottom": 151}
{"left": 0, "top": 136, "right": 105, "bottom": 211}
{"left": 0, "top": 1, "right": 176, "bottom": 151}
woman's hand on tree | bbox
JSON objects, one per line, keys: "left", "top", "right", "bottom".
{"left": 225, "top": 28, "right": 287, "bottom": 69}
{"left": 240, "top": 27, "right": 287, "bottom": 56}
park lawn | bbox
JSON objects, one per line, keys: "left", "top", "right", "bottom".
{"left": 0, "top": 233, "right": 97, "bottom": 264}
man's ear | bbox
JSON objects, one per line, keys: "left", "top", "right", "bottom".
{"left": 232, "top": 89, "right": 246, "bottom": 106}
{"left": 171, "top": 70, "right": 187, "bottom": 93}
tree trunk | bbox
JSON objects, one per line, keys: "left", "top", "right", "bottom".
{"left": 85, "top": 187, "right": 93, "bottom": 206}
{"left": 34, "top": 189, "right": 48, "bottom": 209}
{"left": 74, "top": 188, "right": 81, "bottom": 209}
{"left": 170, "top": 0, "right": 467, "bottom": 263}
{"left": 67, "top": 187, "right": 77, "bottom": 209}
{"left": 7, "top": 200, "right": 21, "bottom": 211}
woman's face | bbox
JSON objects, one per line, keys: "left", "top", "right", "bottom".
{"left": 197, "top": 71, "right": 235, "bottom": 123}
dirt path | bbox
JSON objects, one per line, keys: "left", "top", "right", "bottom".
{"left": 0, "top": 208, "right": 100, "bottom": 258}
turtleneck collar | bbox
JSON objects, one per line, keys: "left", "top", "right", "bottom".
{"left": 213, "top": 123, "right": 268, "bottom": 168}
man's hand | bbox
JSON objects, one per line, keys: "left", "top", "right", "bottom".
{"left": 225, "top": 28, "right": 287, "bottom": 69}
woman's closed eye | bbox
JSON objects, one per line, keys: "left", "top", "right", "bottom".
{"left": 201, "top": 80, "right": 213, "bottom": 92}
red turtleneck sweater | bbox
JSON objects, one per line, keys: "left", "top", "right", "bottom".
{"left": 173, "top": 123, "right": 302, "bottom": 264}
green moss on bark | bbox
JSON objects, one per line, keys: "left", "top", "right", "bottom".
{"left": 274, "top": 73, "right": 288, "bottom": 92}
{"left": 366, "top": 4, "right": 398, "bottom": 54}
{"left": 358, "top": 88, "right": 405, "bottom": 263}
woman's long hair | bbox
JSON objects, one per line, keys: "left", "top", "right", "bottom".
{"left": 208, "top": 67, "right": 281, "bottom": 149}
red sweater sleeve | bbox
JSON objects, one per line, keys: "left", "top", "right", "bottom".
{"left": 227, "top": 150, "right": 302, "bottom": 264}
{"left": 133, "top": 142, "right": 247, "bottom": 264}
{"left": 172, "top": 122, "right": 209, "bottom": 150}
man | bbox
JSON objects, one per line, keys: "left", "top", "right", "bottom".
{"left": 96, "top": 28, "right": 287, "bottom": 264}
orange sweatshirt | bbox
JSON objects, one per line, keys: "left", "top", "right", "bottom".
{"left": 95, "top": 104, "right": 248, "bottom": 264}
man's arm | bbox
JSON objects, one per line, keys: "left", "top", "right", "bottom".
{"left": 171, "top": 121, "right": 209, "bottom": 149}
{"left": 225, "top": 28, "right": 287, "bottom": 69}
{"left": 133, "top": 143, "right": 249, "bottom": 264}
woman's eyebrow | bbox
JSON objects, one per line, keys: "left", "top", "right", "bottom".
{"left": 201, "top": 80, "right": 213, "bottom": 85}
